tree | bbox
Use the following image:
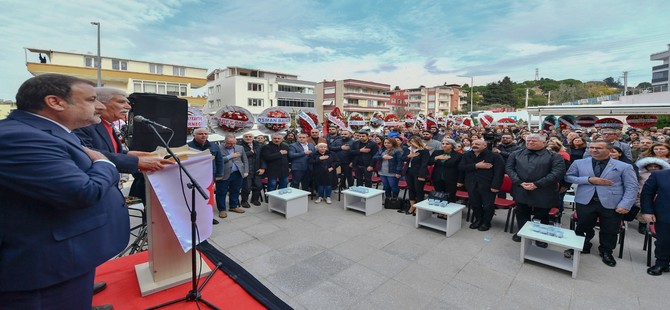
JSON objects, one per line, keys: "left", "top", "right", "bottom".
{"left": 603, "top": 77, "right": 622, "bottom": 88}
{"left": 636, "top": 82, "right": 652, "bottom": 89}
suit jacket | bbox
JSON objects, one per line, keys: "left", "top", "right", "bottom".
{"left": 641, "top": 169, "right": 670, "bottom": 223}
{"left": 289, "top": 142, "right": 316, "bottom": 171}
{"left": 458, "top": 149, "right": 505, "bottom": 191}
{"left": 0, "top": 110, "right": 129, "bottom": 292}
{"left": 75, "top": 122, "right": 139, "bottom": 173}
{"left": 220, "top": 144, "right": 248, "bottom": 180}
{"left": 565, "top": 158, "right": 638, "bottom": 210}
{"left": 404, "top": 148, "right": 430, "bottom": 179}
{"left": 429, "top": 150, "right": 463, "bottom": 184}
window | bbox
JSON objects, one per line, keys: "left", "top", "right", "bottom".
{"left": 278, "top": 85, "right": 307, "bottom": 93}
{"left": 248, "top": 83, "right": 264, "bottom": 92}
{"left": 173, "top": 66, "right": 185, "bottom": 76}
{"left": 84, "top": 56, "right": 99, "bottom": 68}
{"left": 216, "top": 85, "right": 221, "bottom": 93}
{"left": 208, "top": 86, "right": 213, "bottom": 95}
{"left": 324, "top": 87, "right": 335, "bottom": 94}
{"left": 248, "top": 98, "right": 264, "bottom": 106}
{"left": 277, "top": 98, "right": 314, "bottom": 108}
{"left": 150, "top": 63, "right": 163, "bottom": 74}
{"left": 112, "top": 59, "right": 127, "bottom": 71}
{"left": 132, "top": 80, "right": 189, "bottom": 96}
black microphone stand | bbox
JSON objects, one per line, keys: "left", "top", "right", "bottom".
{"left": 142, "top": 124, "right": 221, "bottom": 310}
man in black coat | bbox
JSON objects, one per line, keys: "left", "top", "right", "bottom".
{"left": 239, "top": 132, "right": 263, "bottom": 207}
{"left": 458, "top": 139, "right": 505, "bottom": 231}
{"left": 350, "top": 131, "right": 379, "bottom": 187}
{"left": 507, "top": 134, "right": 566, "bottom": 245}
{"left": 336, "top": 130, "right": 355, "bottom": 189}
{"left": 260, "top": 133, "right": 290, "bottom": 191}
{"left": 493, "top": 133, "right": 521, "bottom": 163}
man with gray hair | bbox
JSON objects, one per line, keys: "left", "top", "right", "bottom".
{"left": 584, "top": 128, "right": 632, "bottom": 160}
{"left": 260, "top": 133, "right": 290, "bottom": 191}
{"left": 218, "top": 134, "right": 248, "bottom": 217}
{"left": 507, "top": 133, "right": 566, "bottom": 247}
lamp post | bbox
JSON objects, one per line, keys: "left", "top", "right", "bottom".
{"left": 90, "top": 21, "right": 101, "bottom": 86}
{"left": 457, "top": 75, "right": 474, "bottom": 114}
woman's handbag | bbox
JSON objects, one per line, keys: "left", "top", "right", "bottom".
{"left": 384, "top": 197, "right": 404, "bottom": 209}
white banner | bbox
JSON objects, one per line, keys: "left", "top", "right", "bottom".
{"left": 147, "top": 154, "right": 214, "bottom": 252}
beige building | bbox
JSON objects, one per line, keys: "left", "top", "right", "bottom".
{"left": 24, "top": 48, "right": 208, "bottom": 106}
{"left": 316, "top": 79, "right": 391, "bottom": 121}
{"left": 405, "top": 84, "right": 466, "bottom": 116}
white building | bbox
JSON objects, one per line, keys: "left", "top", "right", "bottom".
{"left": 205, "top": 67, "right": 316, "bottom": 116}
{"left": 651, "top": 44, "right": 670, "bottom": 93}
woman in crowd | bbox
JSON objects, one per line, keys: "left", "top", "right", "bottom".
{"left": 373, "top": 135, "right": 384, "bottom": 149}
{"left": 635, "top": 157, "right": 670, "bottom": 234}
{"left": 373, "top": 137, "right": 404, "bottom": 200}
{"left": 308, "top": 143, "right": 339, "bottom": 204}
{"left": 641, "top": 142, "right": 670, "bottom": 162}
{"left": 461, "top": 138, "right": 473, "bottom": 152}
{"left": 568, "top": 136, "right": 587, "bottom": 165}
{"left": 547, "top": 138, "right": 570, "bottom": 161}
{"left": 404, "top": 136, "right": 430, "bottom": 215}
{"left": 429, "top": 138, "right": 462, "bottom": 202}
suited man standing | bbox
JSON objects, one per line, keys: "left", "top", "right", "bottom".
{"left": 641, "top": 169, "right": 670, "bottom": 276}
{"left": 75, "top": 87, "right": 172, "bottom": 174}
{"left": 289, "top": 133, "right": 316, "bottom": 190}
{"left": 507, "top": 134, "right": 566, "bottom": 246}
{"left": 0, "top": 74, "right": 129, "bottom": 309}
{"left": 260, "top": 133, "right": 290, "bottom": 191}
{"left": 565, "top": 140, "right": 637, "bottom": 267}
{"left": 218, "top": 134, "right": 248, "bottom": 217}
{"left": 458, "top": 139, "right": 505, "bottom": 231}
{"left": 239, "top": 132, "right": 263, "bottom": 207}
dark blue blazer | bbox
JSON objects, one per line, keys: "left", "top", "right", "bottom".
{"left": 641, "top": 169, "right": 670, "bottom": 224}
{"left": 0, "top": 110, "right": 129, "bottom": 292}
{"left": 288, "top": 142, "right": 316, "bottom": 171}
{"left": 75, "top": 122, "right": 139, "bottom": 173}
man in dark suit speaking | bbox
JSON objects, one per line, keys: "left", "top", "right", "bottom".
{"left": 0, "top": 74, "right": 130, "bottom": 309}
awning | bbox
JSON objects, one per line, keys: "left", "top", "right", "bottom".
{"left": 527, "top": 103, "right": 670, "bottom": 116}
{"left": 322, "top": 100, "right": 334, "bottom": 106}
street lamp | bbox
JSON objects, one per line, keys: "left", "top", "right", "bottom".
{"left": 90, "top": 21, "right": 101, "bottom": 86}
{"left": 457, "top": 75, "right": 474, "bottom": 114}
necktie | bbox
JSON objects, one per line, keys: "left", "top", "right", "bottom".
{"left": 594, "top": 161, "right": 604, "bottom": 177}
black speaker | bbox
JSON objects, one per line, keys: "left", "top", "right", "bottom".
{"left": 127, "top": 93, "right": 188, "bottom": 152}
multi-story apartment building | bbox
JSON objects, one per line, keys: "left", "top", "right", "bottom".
{"left": 316, "top": 79, "right": 390, "bottom": 121}
{"left": 387, "top": 89, "right": 408, "bottom": 114}
{"left": 651, "top": 44, "right": 670, "bottom": 93}
{"left": 205, "top": 67, "right": 315, "bottom": 117}
{"left": 398, "top": 84, "right": 465, "bottom": 116}
{"left": 24, "top": 48, "right": 208, "bottom": 106}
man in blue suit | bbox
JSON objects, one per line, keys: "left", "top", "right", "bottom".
{"left": 0, "top": 74, "right": 129, "bottom": 309}
{"left": 640, "top": 169, "right": 670, "bottom": 276}
{"left": 289, "top": 133, "right": 316, "bottom": 190}
{"left": 565, "top": 140, "right": 637, "bottom": 267}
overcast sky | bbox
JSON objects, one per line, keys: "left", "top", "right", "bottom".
{"left": 1, "top": 0, "right": 669, "bottom": 100}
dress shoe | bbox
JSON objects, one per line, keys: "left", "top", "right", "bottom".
{"left": 535, "top": 241, "right": 548, "bottom": 248}
{"left": 241, "top": 201, "right": 251, "bottom": 208}
{"left": 212, "top": 219, "right": 219, "bottom": 225}
{"left": 251, "top": 200, "right": 261, "bottom": 206}
{"left": 397, "top": 209, "right": 407, "bottom": 213}
{"left": 600, "top": 252, "right": 617, "bottom": 267}
{"left": 647, "top": 265, "right": 670, "bottom": 276}
{"left": 230, "top": 208, "right": 245, "bottom": 213}
{"left": 93, "top": 281, "right": 107, "bottom": 295}
{"left": 512, "top": 234, "right": 521, "bottom": 242}
{"left": 582, "top": 247, "right": 590, "bottom": 254}
{"left": 218, "top": 211, "right": 228, "bottom": 218}
{"left": 469, "top": 222, "right": 481, "bottom": 229}
{"left": 92, "top": 304, "right": 114, "bottom": 310}
{"left": 477, "top": 224, "right": 490, "bottom": 231}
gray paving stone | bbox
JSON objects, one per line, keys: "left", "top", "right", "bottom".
{"left": 226, "top": 239, "right": 272, "bottom": 262}
{"left": 241, "top": 221, "right": 282, "bottom": 238}
{"left": 278, "top": 239, "right": 325, "bottom": 262}
{"left": 243, "top": 250, "right": 295, "bottom": 278}
{"left": 331, "top": 264, "right": 388, "bottom": 297}
{"left": 301, "top": 250, "right": 354, "bottom": 276}
{"left": 294, "top": 280, "right": 359, "bottom": 310}
{"left": 359, "top": 249, "right": 412, "bottom": 277}
{"left": 266, "top": 263, "right": 326, "bottom": 297}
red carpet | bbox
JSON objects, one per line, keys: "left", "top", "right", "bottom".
{"left": 93, "top": 252, "right": 266, "bottom": 309}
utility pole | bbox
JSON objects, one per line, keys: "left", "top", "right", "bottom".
{"left": 535, "top": 68, "right": 539, "bottom": 81}
{"left": 525, "top": 88, "right": 529, "bottom": 108}
{"left": 90, "top": 21, "right": 102, "bottom": 86}
{"left": 547, "top": 91, "right": 551, "bottom": 104}
{"left": 622, "top": 71, "right": 628, "bottom": 96}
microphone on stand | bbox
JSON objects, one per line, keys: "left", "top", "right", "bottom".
{"left": 133, "top": 115, "right": 171, "bottom": 130}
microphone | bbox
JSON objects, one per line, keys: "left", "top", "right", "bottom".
{"left": 133, "top": 115, "right": 171, "bottom": 130}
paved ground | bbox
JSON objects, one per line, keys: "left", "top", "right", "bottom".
{"left": 202, "top": 192, "right": 669, "bottom": 310}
